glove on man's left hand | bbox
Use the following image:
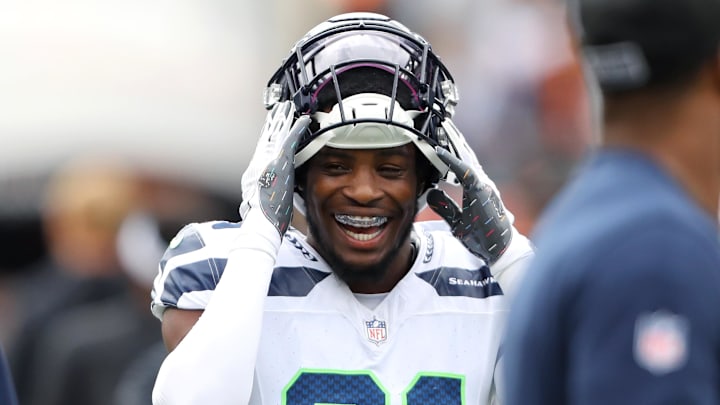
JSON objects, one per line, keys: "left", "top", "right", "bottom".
{"left": 427, "top": 146, "right": 512, "bottom": 264}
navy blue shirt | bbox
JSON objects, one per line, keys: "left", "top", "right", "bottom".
{"left": 504, "top": 150, "right": 720, "bottom": 405}
{"left": 0, "top": 345, "right": 18, "bottom": 405}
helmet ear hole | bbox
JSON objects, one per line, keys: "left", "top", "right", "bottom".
{"left": 415, "top": 150, "right": 438, "bottom": 192}
{"left": 294, "top": 165, "right": 308, "bottom": 197}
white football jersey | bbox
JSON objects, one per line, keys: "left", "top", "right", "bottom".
{"left": 152, "top": 220, "right": 531, "bottom": 404}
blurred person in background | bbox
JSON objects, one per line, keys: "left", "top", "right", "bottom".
{"left": 7, "top": 157, "right": 137, "bottom": 403}
{"left": 21, "top": 210, "right": 166, "bottom": 405}
{"left": 447, "top": 0, "right": 595, "bottom": 234}
{"left": 504, "top": 0, "right": 720, "bottom": 403}
{"left": 6, "top": 155, "right": 238, "bottom": 405}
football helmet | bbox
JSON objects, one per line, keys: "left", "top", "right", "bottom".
{"left": 263, "top": 12, "right": 460, "bottom": 185}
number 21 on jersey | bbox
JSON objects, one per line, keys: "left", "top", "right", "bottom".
{"left": 283, "top": 369, "right": 465, "bottom": 404}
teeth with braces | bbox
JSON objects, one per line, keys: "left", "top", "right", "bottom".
{"left": 335, "top": 214, "right": 388, "bottom": 228}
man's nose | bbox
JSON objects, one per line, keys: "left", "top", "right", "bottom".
{"left": 343, "top": 169, "right": 383, "bottom": 204}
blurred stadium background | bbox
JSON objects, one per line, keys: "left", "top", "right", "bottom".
{"left": 0, "top": 0, "right": 594, "bottom": 404}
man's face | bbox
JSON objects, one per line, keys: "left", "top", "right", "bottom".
{"left": 302, "top": 144, "right": 421, "bottom": 284}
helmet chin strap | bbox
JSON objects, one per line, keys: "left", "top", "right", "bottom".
{"left": 293, "top": 191, "right": 308, "bottom": 217}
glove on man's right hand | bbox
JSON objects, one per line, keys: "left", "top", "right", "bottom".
{"left": 252, "top": 114, "right": 310, "bottom": 237}
{"left": 240, "top": 100, "right": 310, "bottom": 236}
{"left": 240, "top": 101, "right": 298, "bottom": 220}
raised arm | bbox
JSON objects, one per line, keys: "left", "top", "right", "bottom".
{"left": 151, "top": 106, "right": 310, "bottom": 405}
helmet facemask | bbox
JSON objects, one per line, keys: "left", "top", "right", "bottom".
{"left": 263, "top": 13, "right": 460, "bottom": 213}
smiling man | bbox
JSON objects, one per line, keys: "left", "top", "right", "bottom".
{"left": 149, "top": 12, "right": 534, "bottom": 405}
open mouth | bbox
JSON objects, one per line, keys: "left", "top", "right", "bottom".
{"left": 334, "top": 214, "right": 388, "bottom": 241}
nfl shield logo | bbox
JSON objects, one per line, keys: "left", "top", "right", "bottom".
{"left": 634, "top": 310, "right": 689, "bottom": 375}
{"left": 365, "top": 318, "right": 387, "bottom": 345}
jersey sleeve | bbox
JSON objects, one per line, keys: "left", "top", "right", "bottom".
{"left": 150, "top": 221, "right": 242, "bottom": 319}
{"left": 489, "top": 227, "right": 534, "bottom": 301}
{"left": 566, "top": 226, "right": 720, "bottom": 403}
{"left": 152, "top": 211, "right": 284, "bottom": 405}
{"left": 508, "top": 223, "right": 720, "bottom": 405}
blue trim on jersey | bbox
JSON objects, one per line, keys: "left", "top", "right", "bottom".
{"left": 416, "top": 266, "right": 503, "bottom": 298}
{"left": 159, "top": 227, "right": 206, "bottom": 271}
{"left": 268, "top": 267, "right": 331, "bottom": 297}
{"left": 160, "top": 258, "right": 227, "bottom": 307}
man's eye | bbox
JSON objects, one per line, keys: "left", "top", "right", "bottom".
{"left": 379, "top": 166, "right": 405, "bottom": 177}
{"left": 323, "top": 163, "right": 349, "bottom": 173}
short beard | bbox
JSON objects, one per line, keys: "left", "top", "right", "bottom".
{"left": 305, "top": 203, "right": 418, "bottom": 286}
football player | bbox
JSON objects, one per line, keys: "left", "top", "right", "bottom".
{"left": 150, "top": 12, "right": 534, "bottom": 405}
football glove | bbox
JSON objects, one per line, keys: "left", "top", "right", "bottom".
{"left": 240, "top": 101, "right": 297, "bottom": 220}
{"left": 441, "top": 118, "right": 515, "bottom": 225}
{"left": 427, "top": 146, "right": 513, "bottom": 264}
{"left": 240, "top": 101, "right": 310, "bottom": 236}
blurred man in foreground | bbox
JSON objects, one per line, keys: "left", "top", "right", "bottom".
{"left": 504, "top": 0, "right": 720, "bottom": 403}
